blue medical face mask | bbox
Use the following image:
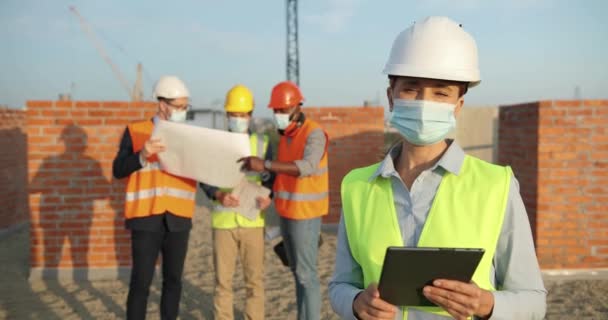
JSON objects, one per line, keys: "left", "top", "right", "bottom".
{"left": 228, "top": 116, "right": 250, "bottom": 133}
{"left": 274, "top": 113, "right": 292, "bottom": 130}
{"left": 389, "top": 99, "right": 456, "bottom": 146}
{"left": 164, "top": 100, "right": 190, "bottom": 123}
{"left": 169, "top": 109, "right": 187, "bottom": 122}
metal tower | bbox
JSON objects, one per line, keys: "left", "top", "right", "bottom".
{"left": 286, "top": 0, "right": 299, "bottom": 85}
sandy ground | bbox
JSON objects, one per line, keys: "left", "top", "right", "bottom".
{"left": 1, "top": 203, "right": 607, "bottom": 319}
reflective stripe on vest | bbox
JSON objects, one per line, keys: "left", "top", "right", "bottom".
{"left": 275, "top": 191, "right": 328, "bottom": 201}
{"left": 138, "top": 162, "right": 162, "bottom": 172}
{"left": 211, "top": 133, "right": 269, "bottom": 229}
{"left": 274, "top": 119, "right": 329, "bottom": 220}
{"left": 126, "top": 187, "right": 195, "bottom": 202}
{"left": 124, "top": 120, "right": 197, "bottom": 219}
{"left": 341, "top": 155, "right": 511, "bottom": 319}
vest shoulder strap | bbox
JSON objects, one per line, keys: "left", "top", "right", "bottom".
{"left": 128, "top": 120, "right": 154, "bottom": 152}
{"left": 342, "top": 162, "right": 382, "bottom": 188}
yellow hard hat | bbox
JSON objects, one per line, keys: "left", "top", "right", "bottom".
{"left": 224, "top": 85, "right": 254, "bottom": 113}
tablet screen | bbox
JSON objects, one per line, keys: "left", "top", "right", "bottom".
{"left": 378, "top": 247, "right": 485, "bottom": 306}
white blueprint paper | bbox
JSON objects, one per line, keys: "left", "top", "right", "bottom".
{"left": 152, "top": 119, "right": 251, "bottom": 188}
{"left": 230, "top": 179, "right": 271, "bottom": 221}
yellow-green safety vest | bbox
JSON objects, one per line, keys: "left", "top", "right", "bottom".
{"left": 212, "top": 133, "right": 269, "bottom": 229}
{"left": 341, "top": 155, "right": 511, "bottom": 319}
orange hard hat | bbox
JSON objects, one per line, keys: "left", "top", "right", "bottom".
{"left": 268, "top": 81, "right": 304, "bottom": 109}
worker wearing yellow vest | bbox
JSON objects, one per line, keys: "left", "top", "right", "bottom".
{"left": 329, "top": 17, "right": 546, "bottom": 320}
{"left": 239, "top": 81, "right": 329, "bottom": 320}
{"left": 199, "top": 84, "right": 274, "bottom": 320}
{"left": 112, "top": 76, "right": 196, "bottom": 320}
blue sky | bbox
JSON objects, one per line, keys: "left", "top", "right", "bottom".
{"left": 1, "top": 0, "right": 607, "bottom": 118}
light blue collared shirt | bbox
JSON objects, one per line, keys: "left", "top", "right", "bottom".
{"left": 329, "top": 141, "right": 547, "bottom": 320}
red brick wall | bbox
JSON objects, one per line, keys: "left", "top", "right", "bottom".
{"left": 499, "top": 100, "right": 608, "bottom": 269}
{"left": 27, "top": 101, "right": 156, "bottom": 271}
{"left": 498, "top": 103, "right": 540, "bottom": 241}
{"left": 26, "top": 102, "right": 385, "bottom": 273}
{"left": 21, "top": 97, "right": 608, "bottom": 272}
{"left": 305, "top": 106, "right": 385, "bottom": 223}
{"left": 0, "top": 108, "right": 28, "bottom": 230}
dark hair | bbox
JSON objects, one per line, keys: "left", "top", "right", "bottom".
{"left": 227, "top": 111, "right": 254, "bottom": 116}
{"left": 388, "top": 76, "right": 469, "bottom": 97}
{"left": 157, "top": 97, "right": 175, "bottom": 103}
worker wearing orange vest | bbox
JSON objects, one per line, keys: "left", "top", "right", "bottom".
{"left": 112, "top": 76, "right": 196, "bottom": 320}
{"left": 239, "top": 81, "right": 329, "bottom": 320}
{"left": 200, "top": 84, "right": 274, "bottom": 320}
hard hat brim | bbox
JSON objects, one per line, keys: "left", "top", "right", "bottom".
{"left": 383, "top": 64, "right": 481, "bottom": 87}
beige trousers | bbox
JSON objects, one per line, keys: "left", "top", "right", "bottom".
{"left": 213, "top": 227, "right": 265, "bottom": 320}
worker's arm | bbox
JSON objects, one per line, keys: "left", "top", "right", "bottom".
{"left": 199, "top": 182, "right": 239, "bottom": 207}
{"left": 262, "top": 160, "right": 300, "bottom": 176}
{"left": 239, "top": 128, "right": 327, "bottom": 177}
{"left": 488, "top": 177, "right": 547, "bottom": 319}
{"left": 112, "top": 127, "right": 143, "bottom": 179}
{"left": 293, "top": 128, "right": 327, "bottom": 177}
{"left": 199, "top": 182, "right": 219, "bottom": 200}
{"left": 328, "top": 213, "right": 365, "bottom": 320}
{"left": 261, "top": 142, "right": 276, "bottom": 192}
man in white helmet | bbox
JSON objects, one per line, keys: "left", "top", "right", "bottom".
{"left": 329, "top": 17, "right": 546, "bottom": 320}
{"left": 113, "top": 76, "right": 196, "bottom": 320}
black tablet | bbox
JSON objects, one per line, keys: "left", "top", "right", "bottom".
{"left": 378, "top": 247, "right": 485, "bottom": 306}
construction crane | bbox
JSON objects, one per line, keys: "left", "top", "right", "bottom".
{"left": 286, "top": 0, "right": 299, "bottom": 85}
{"left": 69, "top": 6, "right": 143, "bottom": 101}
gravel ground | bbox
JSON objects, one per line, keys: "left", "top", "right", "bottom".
{"left": 1, "top": 204, "right": 607, "bottom": 319}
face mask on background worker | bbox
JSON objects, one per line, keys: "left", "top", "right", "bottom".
{"left": 168, "top": 109, "right": 188, "bottom": 122}
{"left": 162, "top": 98, "right": 190, "bottom": 123}
{"left": 274, "top": 113, "right": 292, "bottom": 130}
{"left": 224, "top": 84, "right": 255, "bottom": 132}
{"left": 152, "top": 75, "right": 191, "bottom": 123}
{"left": 228, "top": 116, "right": 250, "bottom": 133}
{"left": 267, "top": 81, "right": 304, "bottom": 132}
{"left": 389, "top": 99, "right": 456, "bottom": 146}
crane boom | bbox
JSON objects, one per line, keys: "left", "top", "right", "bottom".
{"left": 132, "top": 63, "right": 143, "bottom": 102}
{"left": 69, "top": 6, "right": 134, "bottom": 99}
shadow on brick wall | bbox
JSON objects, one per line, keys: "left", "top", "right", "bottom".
{"left": 28, "top": 124, "right": 127, "bottom": 316}
{"left": 29, "top": 124, "right": 111, "bottom": 278}
{"left": 0, "top": 127, "right": 29, "bottom": 232}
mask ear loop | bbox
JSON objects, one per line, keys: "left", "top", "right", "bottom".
{"left": 289, "top": 103, "right": 304, "bottom": 123}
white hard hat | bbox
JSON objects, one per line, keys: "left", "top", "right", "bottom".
{"left": 153, "top": 75, "right": 190, "bottom": 99}
{"left": 383, "top": 16, "right": 481, "bottom": 87}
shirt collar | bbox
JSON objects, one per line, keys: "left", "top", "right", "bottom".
{"left": 370, "top": 139, "right": 465, "bottom": 181}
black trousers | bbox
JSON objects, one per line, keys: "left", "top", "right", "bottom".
{"left": 126, "top": 228, "right": 190, "bottom": 320}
